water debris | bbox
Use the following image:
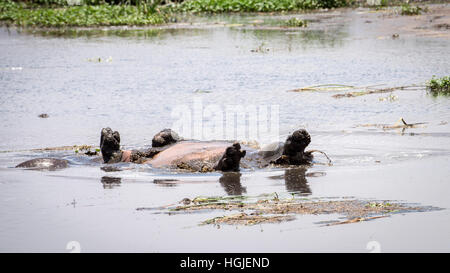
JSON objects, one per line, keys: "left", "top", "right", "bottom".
{"left": 202, "top": 213, "right": 295, "bottom": 226}
{"left": 289, "top": 84, "right": 356, "bottom": 92}
{"left": 427, "top": 76, "right": 450, "bottom": 96}
{"left": 307, "top": 150, "right": 332, "bottom": 165}
{"left": 0, "top": 144, "right": 96, "bottom": 154}
{"left": 87, "top": 56, "right": 112, "bottom": 63}
{"left": 324, "top": 215, "right": 389, "bottom": 226}
{"left": 332, "top": 85, "right": 421, "bottom": 98}
{"left": 28, "top": 144, "right": 93, "bottom": 152}
{"left": 283, "top": 18, "right": 308, "bottom": 28}
{"left": 250, "top": 42, "right": 270, "bottom": 53}
{"left": 289, "top": 84, "right": 423, "bottom": 98}
{"left": 193, "top": 89, "right": 212, "bottom": 94}
{"left": 357, "top": 118, "right": 427, "bottom": 130}
{"left": 191, "top": 195, "right": 249, "bottom": 204}
{"left": 38, "top": 113, "right": 49, "bottom": 118}
{"left": 378, "top": 94, "right": 398, "bottom": 102}
{"left": 164, "top": 196, "right": 438, "bottom": 226}
{"left": 84, "top": 150, "right": 98, "bottom": 156}
{"left": 73, "top": 145, "right": 96, "bottom": 155}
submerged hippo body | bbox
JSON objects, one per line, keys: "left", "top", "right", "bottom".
{"left": 14, "top": 127, "right": 315, "bottom": 173}
{"left": 15, "top": 158, "right": 68, "bottom": 170}
{"left": 146, "top": 141, "right": 232, "bottom": 170}
{"left": 100, "top": 127, "right": 314, "bottom": 172}
{"left": 145, "top": 141, "right": 254, "bottom": 172}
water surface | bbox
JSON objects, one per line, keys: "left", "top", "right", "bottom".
{"left": 1, "top": 5, "right": 450, "bottom": 252}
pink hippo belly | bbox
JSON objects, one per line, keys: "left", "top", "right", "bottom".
{"left": 145, "top": 141, "right": 230, "bottom": 168}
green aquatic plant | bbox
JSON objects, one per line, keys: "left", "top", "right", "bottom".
{"left": 284, "top": 17, "right": 307, "bottom": 27}
{"left": 176, "top": 0, "right": 348, "bottom": 13}
{"left": 427, "top": 76, "right": 450, "bottom": 96}
{"left": 400, "top": 3, "right": 426, "bottom": 16}
{"left": 0, "top": 0, "right": 168, "bottom": 27}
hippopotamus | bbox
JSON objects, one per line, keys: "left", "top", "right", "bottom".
{"left": 99, "top": 127, "right": 314, "bottom": 172}
{"left": 15, "top": 127, "right": 317, "bottom": 172}
{"left": 15, "top": 158, "right": 68, "bottom": 171}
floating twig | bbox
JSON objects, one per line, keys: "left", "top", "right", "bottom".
{"left": 357, "top": 118, "right": 427, "bottom": 130}
{"left": 307, "top": 149, "right": 333, "bottom": 165}
{"left": 289, "top": 84, "right": 356, "bottom": 92}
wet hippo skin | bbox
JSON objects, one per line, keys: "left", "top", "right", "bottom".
{"left": 15, "top": 158, "right": 68, "bottom": 170}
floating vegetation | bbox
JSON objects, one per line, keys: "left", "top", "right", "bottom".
{"left": 400, "top": 3, "right": 427, "bottom": 16}
{"left": 427, "top": 76, "right": 450, "bottom": 96}
{"left": 378, "top": 94, "right": 398, "bottom": 102}
{"left": 283, "top": 17, "right": 308, "bottom": 28}
{"left": 156, "top": 194, "right": 438, "bottom": 226}
{"left": 176, "top": 0, "right": 348, "bottom": 13}
{"left": 332, "top": 85, "right": 421, "bottom": 98}
{"left": 357, "top": 118, "right": 427, "bottom": 130}
{"left": 289, "top": 83, "right": 427, "bottom": 99}
{"left": 84, "top": 149, "right": 99, "bottom": 156}
{"left": 289, "top": 84, "right": 356, "bottom": 92}
{"left": 202, "top": 213, "right": 295, "bottom": 225}
{"left": 0, "top": 144, "right": 99, "bottom": 154}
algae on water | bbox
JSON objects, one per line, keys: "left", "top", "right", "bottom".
{"left": 427, "top": 76, "right": 450, "bottom": 96}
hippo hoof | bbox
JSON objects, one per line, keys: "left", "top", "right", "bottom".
{"left": 274, "top": 129, "right": 313, "bottom": 165}
{"left": 15, "top": 158, "right": 68, "bottom": 170}
{"left": 152, "top": 129, "right": 180, "bottom": 147}
{"left": 100, "top": 127, "right": 122, "bottom": 163}
{"left": 214, "top": 142, "right": 246, "bottom": 172}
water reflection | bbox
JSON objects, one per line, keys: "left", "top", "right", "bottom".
{"left": 284, "top": 167, "right": 312, "bottom": 195}
{"left": 19, "top": 27, "right": 209, "bottom": 40}
{"left": 219, "top": 172, "right": 246, "bottom": 196}
{"left": 153, "top": 179, "right": 179, "bottom": 187}
{"left": 13, "top": 20, "right": 347, "bottom": 50}
{"left": 101, "top": 176, "right": 121, "bottom": 189}
{"left": 269, "top": 167, "right": 312, "bottom": 195}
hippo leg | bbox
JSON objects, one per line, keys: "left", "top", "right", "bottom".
{"left": 152, "top": 129, "right": 180, "bottom": 147}
{"left": 100, "top": 127, "right": 123, "bottom": 163}
{"left": 274, "top": 129, "right": 313, "bottom": 165}
{"left": 126, "top": 129, "right": 181, "bottom": 163}
{"left": 214, "top": 142, "right": 246, "bottom": 172}
{"left": 16, "top": 158, "right": 68, "bottom": 170}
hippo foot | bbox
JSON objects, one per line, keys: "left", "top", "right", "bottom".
{"left": 100, "top": 127, "right": 122, "bottom": 163}
{"left": 152, "top": 129, "right": 180, "bottom": 147}
{"left": 273, "top": 129, "right": 313, "bottom": 165}
{"left": 214, "top": 143, "right": 246, "bottom": 172}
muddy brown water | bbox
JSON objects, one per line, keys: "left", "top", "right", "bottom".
{"left": 0, "top": 4, "right": 450, "bottom": 252}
